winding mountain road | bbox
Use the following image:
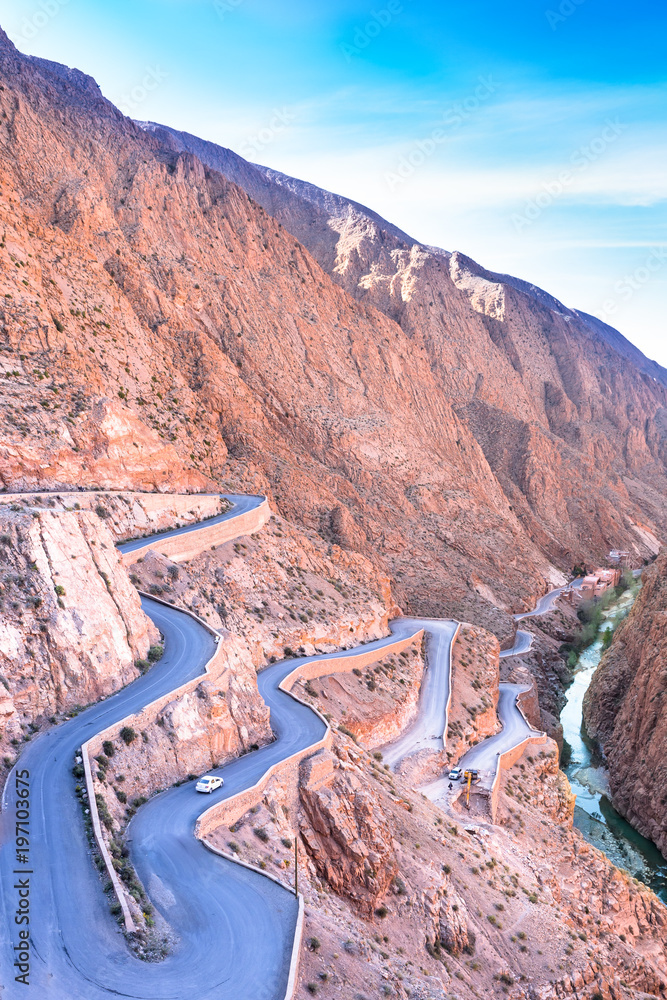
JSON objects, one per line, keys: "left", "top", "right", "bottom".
{"left": 513, "top": 580, "right": 581, "bottom": 621}
{"left": 0, "top": 494, "right": 572, "bottom": 997}
{"left": 380, "top": 620, "right": 458, "bottom": 769}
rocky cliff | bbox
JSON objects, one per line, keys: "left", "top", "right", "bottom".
{"left": 583, "top": 553, "right": 667, "bottom": 854}
{"left": 0, "top": 28, "right": 664, "bottom": 630}
{"left": 152, "top": 123, "right": 667, "bottom": 586}
{"left": 0, "top": 506, "right": 156, "bottom": 765}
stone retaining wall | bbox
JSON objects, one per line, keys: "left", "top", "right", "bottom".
{"left": 280, "top": 629, "right": 424, "bottom": 691}
{"left": 120, "top": 497, "right": 271, "bottom": 565}
{"left": 489, "top": 733, "right": 548, "bottom": 822}
{"left": 196, "top": 629, "right": 423, "bottom": 836}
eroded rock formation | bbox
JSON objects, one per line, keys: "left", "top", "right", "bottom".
{"left": 299, "top": 747, "right": 397, "bottom": 916}
{"left": 0, "top": 508, "right": 155, "bottom": 731}
{"left": 583, "top": 553, "right": 667, "bottom": 853}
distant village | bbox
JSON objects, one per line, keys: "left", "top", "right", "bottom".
{"left": 565, "top": 550, "right": 632, "bottom": 605}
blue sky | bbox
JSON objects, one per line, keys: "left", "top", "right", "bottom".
{"left": 3, "top": 0, "right": 666, "bottom": 365}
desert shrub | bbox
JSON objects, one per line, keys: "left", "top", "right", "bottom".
{"left": 120, "top": 726, "right": 137, "bottom": 745}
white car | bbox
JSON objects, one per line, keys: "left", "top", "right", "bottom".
{"left": 195, "top": 775, "right": 224, "bottom": 794}
{"left": 448, "top": 768, "right": 462, "bottom": 781}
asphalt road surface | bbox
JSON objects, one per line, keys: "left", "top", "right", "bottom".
{"left": 499, "top": 629, "right": 534, "bottom": 658}
{"left": 513, "top": 580, "right": 582, "bottom": 621}
{"left": 421, "top": 683, "right": 542, "bottom": 803}
{"left": 0, "top": 495, "right": 574, "bottom": 998}
{"left": 117, "top": 492, "right": 265, "bottom": 555}
{"left": 381, "top": 620, "right": 459, "bottom": 769}
{"left": 0, "top": 494, "right": 423, "bottom": 999}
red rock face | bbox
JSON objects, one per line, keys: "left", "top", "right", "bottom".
{"left": 583, "top": 553, "right": 667, "bottom": 853}
{"left": 0, "top": 508, "right": 157, "bottom": 741}
{"left": 299, "top": 748, "right": 397, "bottom": 916}
{"left": 0, "top": 29, "right": 664, "bottom": 627}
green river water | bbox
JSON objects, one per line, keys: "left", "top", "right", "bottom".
{"left": 559, "top": 587, "right": 667, "bottom": 902}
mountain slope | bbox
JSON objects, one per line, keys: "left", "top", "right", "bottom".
{"left": 143, "top": 121, "right": 667, "bottom": 569}
{"left": 0, "top": 29, "right": 664, "bottom": 628}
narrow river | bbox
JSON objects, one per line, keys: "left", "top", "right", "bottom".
{"left": 560, "top": 587, "right": 667, "bottom": 901}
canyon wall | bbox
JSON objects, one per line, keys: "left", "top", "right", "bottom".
{"left": 0, "top": 29, "right": 664, "bottom": 631}
{"left": 0, "top": 491, "right": 224, "bottom": 541}
{"left": 583, "top": 552, "right": 667, "bottom": 854}
{"left": 155, "top": 124, "right": 667, "bottom": 588}
{"left": 0, "top": 506, "right": 158, "bottom": 777}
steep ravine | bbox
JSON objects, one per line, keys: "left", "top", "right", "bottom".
{"left": 565, "top": 580, "right": 667, "bottom": 899}
{"left": 583, "top": 552, "right": 667, "bottom": 859}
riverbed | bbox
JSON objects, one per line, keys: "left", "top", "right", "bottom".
{"left": 560, "top": 587, "right": 667, "bottom": 902}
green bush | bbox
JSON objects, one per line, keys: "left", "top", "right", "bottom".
{"left": 148, "top": 644, "right": 164, "bottom": 662}
{"left": 119, "top": 726, "right": 137, "bottom": 745}
{"left": 102, "top": 740, "right": 115, "bottom": 757}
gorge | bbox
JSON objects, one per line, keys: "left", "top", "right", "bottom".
{"left": 0, "top": 21, "right": 665, "bottom": 1000}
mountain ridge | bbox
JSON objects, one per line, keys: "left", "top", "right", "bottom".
{"left": 0, "top": 25, "right": 664, "bottom": 629}
{"left": 143, "top": 120, "right": 667, "bottom": 389}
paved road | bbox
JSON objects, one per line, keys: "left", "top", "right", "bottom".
{"left": 381, "top": 620, "right": 458, "bottom": 769}
{"left": 513, "top": 579, "right": 582, "bottom": 621}
{"left": 0, "top": 496, "right": 422, "bottom": 998}
{"left": 117, "top": 492, "right": 265, "bottom": 554}
{"left": 499, "top": 629, "right": 534, "bottom": 658}
{"left": 0, "top": 493, "right": 580, "bottom": 997}
{"left": 501, "top": 579, "right": 582, "bottom": 656}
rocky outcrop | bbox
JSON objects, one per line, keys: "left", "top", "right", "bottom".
{"left": 299, "top": 747, "right": 397, "bottom": 916}
{"left": 446, "top": 623, "right": 500, "bottom": 764}
{"left": 154, "top": 124, "right": 667, "bottom": 583}
{"left": 0, "top": 491, "right": 224, "bottom": 542}
{"left": 0, "top": 508, "right": 156, "bottom": 739}
{"left": 423, "top": 877, "right": 471, "bottom": 956}
{"left": 583, "top": 553, "right": 667, "bottom": 854}
{"left": 128, "top": 512, "right": 397, "bottom": 670}
{"left": 297, "top": 641, "right": 425, "bottom": 749}
{"left": 0, "top": 397, "right": 212, "bottom": 493}
{"left": 92, "top": 633, "right": 272, "bottom": 829}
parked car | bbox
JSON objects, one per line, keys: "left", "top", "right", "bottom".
{"left": 448, "top": 768, "right": 462, "bottom": 781}
{"left": 195, "top": 775, "right": 224, "bottom": 793}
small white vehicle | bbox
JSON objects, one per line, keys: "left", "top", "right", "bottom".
{"left": 448, "top": 768, "right": 462, "bottom": 781}
{"left": 195, "top": 775, "right": 224, "bottom": 794}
